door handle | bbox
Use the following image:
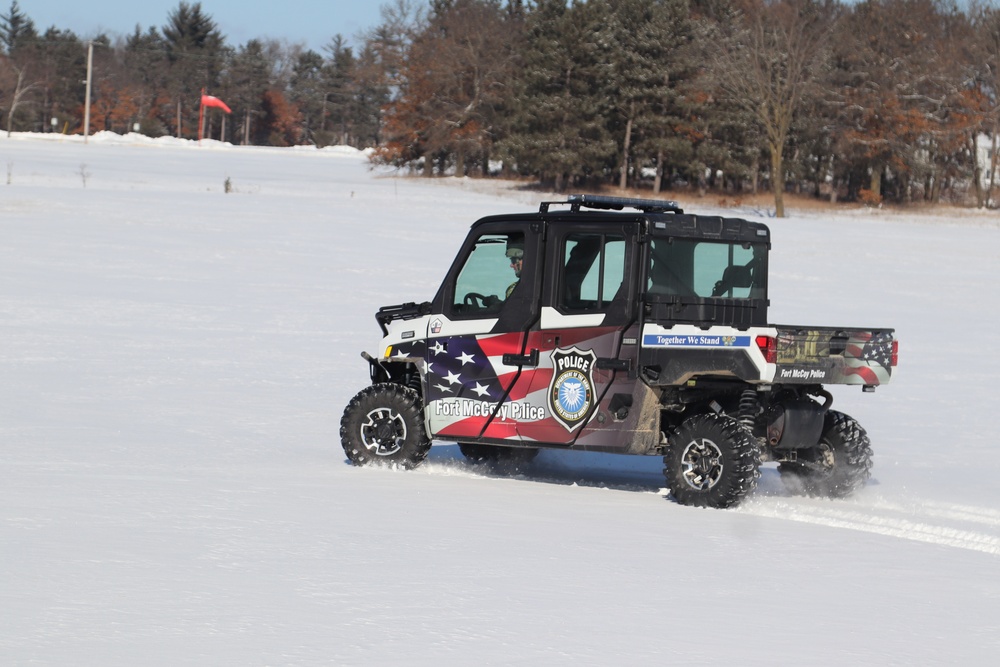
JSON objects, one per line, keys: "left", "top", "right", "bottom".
{"left": 596, "top": 358, "right": 631, "bottom": 371}
{"left": 502, "top": 349, "right": 539, "bottom": 367}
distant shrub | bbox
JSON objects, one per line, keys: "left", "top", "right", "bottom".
{"left": 859, "top": 188, "right": 882, "bottom": 208}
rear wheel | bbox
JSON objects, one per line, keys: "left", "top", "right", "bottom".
{"left": 664, "top": 413, "right": 761, "bottom": 509}
{"left": 778, "top": 410, "right": 872, "bottom": 498}
{"left": 340, "top": 383, "right": 431, "bottom": 469}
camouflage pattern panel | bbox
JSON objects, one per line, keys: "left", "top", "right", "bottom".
{"left": 774, "top": 327, "right": 895, "bottom": 385}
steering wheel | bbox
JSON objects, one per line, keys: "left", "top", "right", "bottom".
{"left": 463, "top": 292, "right": 499, "bottom": 310}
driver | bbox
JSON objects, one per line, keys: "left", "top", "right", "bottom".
{"left": 505, "top": 239, "right": 524, "bottom": 298}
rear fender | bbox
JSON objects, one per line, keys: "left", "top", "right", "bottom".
{"left": 764, "top": 395, "right": 829, "bottom": 449}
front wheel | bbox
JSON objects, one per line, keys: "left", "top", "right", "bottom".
{"left": 664, "top": 413, "right": 761, "bottom": 509}
{"left": 778, "top": 410, "right": 872, "bottom": 498}
{"left": 340, "top": 383, "right": 431, "bottom": 469}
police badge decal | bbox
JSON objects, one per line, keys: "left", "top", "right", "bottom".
{"left": 548, "top": 347, "right": 597, "bottom": 432}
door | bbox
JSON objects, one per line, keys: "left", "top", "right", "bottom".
{"left": 423, "top": 222, "right": 542, "bottom": 442}
{"left": 517, "top": 224, "right": 642, "bottom": 448}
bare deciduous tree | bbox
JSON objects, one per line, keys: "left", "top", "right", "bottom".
{"left": 2, "top": 61, "right": 38, "bottom": 136}
{"left": 972, "top": 2, "right": 1000, "bottom": 207}
{"left": 377, "top": 0, "right": 517, "bottom": 177}
{"left": 710, "top": 0, "right": 832, "bottom": 217}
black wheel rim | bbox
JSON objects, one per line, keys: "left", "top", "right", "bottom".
{"left": 360, "top": 407, "right": 407, "bottom": 456}
{"left": 813, "top": 441, "right": 836, "bottom": 476}
{"left": 680, "top": 437, "right": 724, "bottom": 491}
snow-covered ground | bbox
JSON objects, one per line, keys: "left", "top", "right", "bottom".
{"left": 2, "top": 132, "right": 998, "bottom": 665}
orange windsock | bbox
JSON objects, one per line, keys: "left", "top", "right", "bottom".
{"left": 201, "top": 94, "right": 231, "bottom": 114}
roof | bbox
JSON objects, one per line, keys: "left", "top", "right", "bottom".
{"left": 472, "top": 194, "right": 771, "bottom": 244}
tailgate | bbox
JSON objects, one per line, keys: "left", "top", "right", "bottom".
{"left": 774, "top": 326, "right": 896, "bottom": 386}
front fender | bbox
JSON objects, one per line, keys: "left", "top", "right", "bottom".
{"left": 362, "top": 351, "right": 423, "bottom": 397}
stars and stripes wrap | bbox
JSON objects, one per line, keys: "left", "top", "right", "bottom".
{"left": 423, "top": 328, "right": 626, "bottom": 443}
{"left": 841, "top": 331, "right": 895, "bottom": 385}
{"left": 774, "top": 328, "right": 895, "bottom": 385}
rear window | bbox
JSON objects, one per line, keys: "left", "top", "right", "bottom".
{"left": 648, "top": 239, "right": 766, "bottom": 299}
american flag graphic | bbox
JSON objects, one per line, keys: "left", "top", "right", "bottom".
{"left": 861, "top": 332, "right": 894, "bottom": 368}
{"left": 426, "top": 333, "right": 520, "bottom": 404}
{"left": 425, "top": 332, "right": 529, "bottom": 440}
{"left": 843, "top": 331, "right": 894, "bottom": 385}
{"left": 424, "top": 328, "right": 625, "bottom": 442}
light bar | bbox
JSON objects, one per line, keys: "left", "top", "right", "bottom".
{"left": 544, "top": 194, "right": 684, "bottom": 214}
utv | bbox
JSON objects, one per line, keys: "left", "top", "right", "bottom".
{"left": 340, "top": 195, "right": 897, "bottom": 508}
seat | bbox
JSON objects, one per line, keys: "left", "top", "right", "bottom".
{"left": 712, "top": 264, "right": 753, "bottom": 297}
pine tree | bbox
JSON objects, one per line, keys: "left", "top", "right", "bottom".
{"left": 683, "top": 0, "right": 770, "bottom": 197}
{"left": 0, "top": 1, "right": 41, "bottom": 134}
{"left": 224, "top": 39, "right": 272, "bottom": 145}
{"left": 122, "top": 26, "right": 169, "bottom": 135}
{"left": 162, "top": 1, "right": 224, "bottom": 137}
{"left": 499, "top": 0, "right": 616, "bottom": 190}
{"left": 0, "top": 1, "right": 36, "bottom": 55}
{"left": 322, "top": 35, "right": 357, "bottom": 145}
{"left": 597, "top": 0, "right": 693, "bottom": 189}
{"left": 163, "top": 2, "right": 223, "bottom": 55}
{"left": 289, "top": 48, "right": 326, "bottom": 144}
{"left": 350, "top": 42, "right": 390, "bottom": 149}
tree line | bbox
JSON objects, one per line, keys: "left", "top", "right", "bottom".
{"left": 2, "top": 0, "right": 999, "bottom": 213}
{"left": 0, "top": 1, "right": 384, "bottom": 149}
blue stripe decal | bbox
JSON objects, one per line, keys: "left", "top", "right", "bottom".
{"left": 643, "top": 334, "right": 752, "bottom": 348}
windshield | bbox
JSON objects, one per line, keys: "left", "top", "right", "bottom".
{"left": 452, "top": 232, "right": 525, "bottom": 313}
{"left": 648, "top": 238, "right": 766, "bottom": 299}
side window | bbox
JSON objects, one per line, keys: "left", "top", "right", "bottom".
{"left": 694, "top": 242, "right": 756, "bottom": 297}
{"left": 559, "top": 233, "right": 625, "bottom": 312}
{"left": 648, "top": 239, "right": 695, "bottom": 296}
{"left": 648, "top": 238, "right": 763, "bottom": 298}
{"left": 452, "top": 232, "right": 525, "bottom": 314}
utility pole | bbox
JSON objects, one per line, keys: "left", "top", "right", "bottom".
{"left": 83, "top": 41, "right": 93, "bottom": 144}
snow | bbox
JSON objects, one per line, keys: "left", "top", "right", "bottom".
{"left": 2, "top": 131, "right": 999, "bottom": 665}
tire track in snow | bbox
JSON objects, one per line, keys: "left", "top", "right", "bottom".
{"left": 740, "top": 498, "right": 1000, "bottom": 556}
{"left": 423, "top": 452, "right": 1000, "bottom": 555}
{"left": 882, "top": 499, "right": 1000, "bottom": 528}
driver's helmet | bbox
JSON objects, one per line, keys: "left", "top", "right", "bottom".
{"left": 505, "top": 238, "right": 524, "bottom": 261}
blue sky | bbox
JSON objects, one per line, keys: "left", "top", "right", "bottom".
{"left": 16, "top": 1, "right": 392, "bottom": 52}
